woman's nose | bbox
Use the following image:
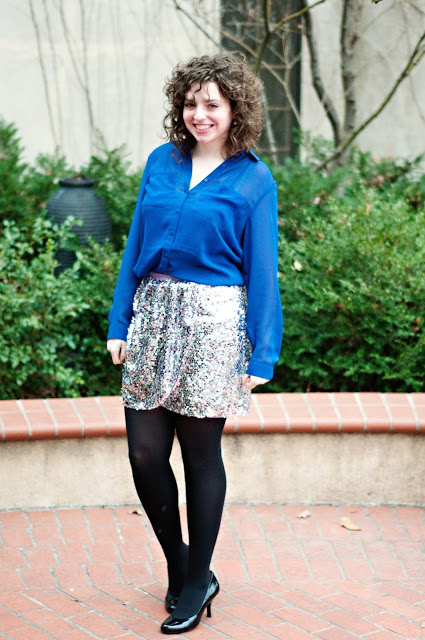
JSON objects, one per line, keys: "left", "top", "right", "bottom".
{"left": 194, "top": 106, "right": 207, "bottom": 120}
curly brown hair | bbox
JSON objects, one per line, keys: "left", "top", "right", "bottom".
{"left": 163, "top": 52, "right": 264, "bottom": 160}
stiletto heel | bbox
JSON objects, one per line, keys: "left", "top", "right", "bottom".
{"left": 161, "top": 572, "right": 219, "bottom": 634}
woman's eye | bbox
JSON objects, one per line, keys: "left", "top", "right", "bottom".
{"left": 208, "top": 104, "right": 218, "bottom": 108}
{"left": 184, "top": 102, "right": 194, "bottom": 108}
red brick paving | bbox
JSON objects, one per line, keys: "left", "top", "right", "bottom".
{"left": 0, "top": 505, "right": 424, "bottom": 640}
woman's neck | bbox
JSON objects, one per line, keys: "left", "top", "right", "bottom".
{"left": 191, "top": 142, "right": 227, "bottom": 162}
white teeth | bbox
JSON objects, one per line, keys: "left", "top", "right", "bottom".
{"left": 195, "top": 125, "right": 212, "bottom": 130}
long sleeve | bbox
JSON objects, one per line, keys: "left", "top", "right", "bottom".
{"left": 107, "top": 156, "right": 153, "bottom": 341}
{"left": 242, "top": 182, "right": 283, "bottom": 379}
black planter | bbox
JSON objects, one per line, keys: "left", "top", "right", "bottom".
{"left": 46, "top": 175, "right": 111, "bottom": 270}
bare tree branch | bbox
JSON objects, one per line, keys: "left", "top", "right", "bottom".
{"left": 42, "top": 0, "right": 63, "bottom": 148}
{"left": 254, "top": 0, "right": 272, "bottom": 74}
{"left": 59, "top": 0, "right": 97, "bottom": 141}
{"left": 171, "top": 0, "right": 221, "bottom": 47}
{"left": 254, "top": 0, "right": 326, "bottom": 74}
{"left": 273, "top": 0, "right": 326, "bottom": 32}
{"left": 29, "top": 0, "right": 59, "bottom": 148}
{"left": 301, "top": 0, "right": 342, "bottom": 147}
{"left": 261, "top": 88, "right": 279, "bottom": 164}
{"left": 173, "top": 0, "right": 332, "bottom": 133}
{"left": 263, "top": 0, "right": 271, "bottom": 35}
{"left": 317, "top": 28, "right": 425, "bottom": 170}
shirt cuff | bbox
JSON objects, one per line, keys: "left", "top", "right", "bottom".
{"left": 107, "top": 323, "right": 129, "bottom": 342}
{"left": 246, "top": 359, "right": 274, "bottom": 380}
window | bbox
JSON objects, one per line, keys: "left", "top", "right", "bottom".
{"left": 221, "top": 0, "right": 301, "bottom": 162}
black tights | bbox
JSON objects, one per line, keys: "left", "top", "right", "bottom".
{"left": 125, "top": 406, "right": 226, "bottom": 617}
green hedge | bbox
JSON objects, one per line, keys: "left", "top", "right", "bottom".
{"left": 1, "top": 120, "right": 425, "bottom": 397}
{"left": 0, "top": 218, "right": 122, "bottom": 398}
{"left": 0, "top": 119, "right": 136, "bottom": 398}
{"left": 274, "top": 183, "right": 425, "bottom": 392}
{"left": 269, "top": 146, "right": 425, "bottom": 392}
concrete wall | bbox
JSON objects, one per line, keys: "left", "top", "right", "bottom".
{"left": 1, "top": 0, "right": 219, "bottom": 167}
{"left": 1, "top": 432, "right": 424, "bottom": 510}
{"left": 301, "top": 0, "right": 425, "bottom": 160}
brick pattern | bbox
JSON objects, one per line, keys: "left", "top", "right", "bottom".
{"left": 0, "top": 505, "right": 424, "bottom": 639}
{"left": 1, "top": 393, "right": 425, "bottom": 441}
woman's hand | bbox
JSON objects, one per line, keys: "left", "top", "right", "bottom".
{"left": 107, "top": 339, "right": 127, "bottom": 365}
{"left": 242, "top": 374, "right": 269, "bottom": 390}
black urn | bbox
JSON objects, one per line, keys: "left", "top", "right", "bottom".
{"left": 46, "top": 174, "right": 111, "bottom": 270}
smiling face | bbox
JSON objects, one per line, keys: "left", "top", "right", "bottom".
{"left": 182, "top": 81, "right": 233, "bottom": 155}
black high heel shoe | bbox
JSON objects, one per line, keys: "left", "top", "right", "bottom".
{"left": 165, "top": 590, "right": 178, "bottom": 614}
{"left": 164, "top": 542, "right": 188, "bottom": 613}
{"left": 160, "top": 572, "right": 219, "bottom": 635}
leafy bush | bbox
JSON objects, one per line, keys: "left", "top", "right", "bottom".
{"left": 0, "top": 119, "right": 143, "bottom": 398}
{"left": 269, "top": 144, "right": 425, "bottom": 243}
{"left": 0, "top": 217, "right": 123, "bottom": 398}
{"left": 272, "top": 184, "right": 425, "bottom": 392}
{"left": 0, "top": 119, "right": 70, "bottom": 231}
{"left": 0, "top": 121, "right": 27, "bottom": 223}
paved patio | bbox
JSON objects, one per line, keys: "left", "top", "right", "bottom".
{"left": 0, "top": 503, "right": 424, "bottom": 640}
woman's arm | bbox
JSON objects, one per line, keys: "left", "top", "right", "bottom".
{"left": 107, "top": 153, "right": 154, "bottom": 342}
{"left": 242, "top": 180, "right": 283, "bottom": 382}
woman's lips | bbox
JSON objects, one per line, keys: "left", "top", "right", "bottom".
{"left": 194, "top": 124, "right": 213, "bottom": 131}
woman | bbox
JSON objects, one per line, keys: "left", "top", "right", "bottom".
{"left": 107, "top": 52, "right": 282, "bottom": 634}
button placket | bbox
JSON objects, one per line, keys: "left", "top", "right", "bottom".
{"left": 162, "top": 191, "right": 189, "bottom": 272}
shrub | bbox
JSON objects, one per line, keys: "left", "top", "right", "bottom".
{"left": 269, "top": 145, "right": 425, "bottom": 243}
{"left": 0, "top": 119, "right": 70, "bottom": 231}
{"left": 272, "top": 184, "right": 425, "bottom": 392}
{"left": 0, "top": 119, "right": 143, "bottom": 399}
{"left": 0, "top": 217, "right": 123, "bottom": 398}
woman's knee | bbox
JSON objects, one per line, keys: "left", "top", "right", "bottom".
{"left": 182, "top": 443, "right": 225, "bottom": 477}
{"left": 128, "top": 442, "right": 166, "bottom": 474}
{"left": 125, "top": 406, "right": 174, "bottom": 473}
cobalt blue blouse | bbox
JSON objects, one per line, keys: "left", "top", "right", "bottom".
{"left": 108, "top": 142, "right": 283, "bottom": 380}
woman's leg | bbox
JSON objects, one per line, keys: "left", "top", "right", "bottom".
{"left": 172, "top": 414, "right": 226, "bottom": 617}
{"left": 125, "top": 406, "right": 187, "bottom": 596}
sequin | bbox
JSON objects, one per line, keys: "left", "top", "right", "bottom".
{"left": 122, "top": 275, "right": 251, "bottom": 417}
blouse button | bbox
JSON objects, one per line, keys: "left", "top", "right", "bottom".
{"left": 203, "top": 178, "right": 208, "bottom": 182}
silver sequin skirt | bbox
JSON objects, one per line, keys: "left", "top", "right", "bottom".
{"left": 122, "top": 275, "right": 252, "bottom": 418}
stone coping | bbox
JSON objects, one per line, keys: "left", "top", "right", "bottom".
{"left": 0, "top": 393, "right": 424, "bottom": 442}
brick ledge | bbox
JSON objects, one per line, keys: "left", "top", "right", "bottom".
{"left": 0, "top": 393, "right": 424, "bottom": 442}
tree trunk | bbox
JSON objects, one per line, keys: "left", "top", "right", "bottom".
{"left": 339, "top": 0, "right": 362, "bottom": 164}
{"left": 301, "top": 0, "right": 342, "bottom": 149}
